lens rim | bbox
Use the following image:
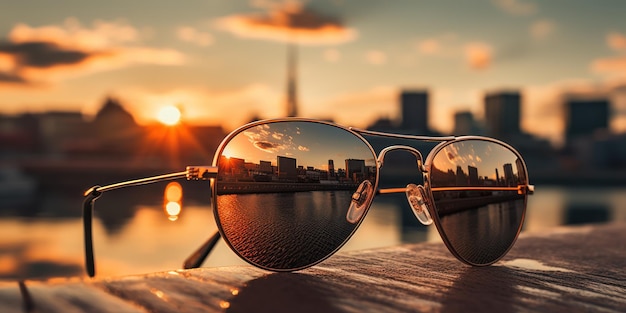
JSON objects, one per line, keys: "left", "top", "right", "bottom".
{"left": 423, "top": 136, "right": 529, "bottom": 266}
{"left": 210, "top": 118, "right": 380, "bottom": 271}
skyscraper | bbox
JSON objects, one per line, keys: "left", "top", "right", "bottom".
{"left": 400, "top": 90, "right": 428, "bottom": 134}
{"left": 484, "top": 91, "right": 521, "bottom": 138}
{"left": 565, "top": 98, "right": 609, "bottom": 143}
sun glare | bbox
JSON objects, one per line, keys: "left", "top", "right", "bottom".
{"left": 157, "top": 105, "right": 182, "bottom": 126}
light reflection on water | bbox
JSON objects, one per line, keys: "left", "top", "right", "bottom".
{"left": 0, "top": 186, "right": 624, "bottom": 280}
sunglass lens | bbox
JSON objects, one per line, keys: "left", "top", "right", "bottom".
{"left": 429, "top": 139, "right": 528, "bottom": 265}
{"left": 214, "top": 121, "right": 377, "bottom": 270}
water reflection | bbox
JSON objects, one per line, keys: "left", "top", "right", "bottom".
{"left": 0, "top": 186, "right": 624, "bottom": 279}
{"left": 164, "top": 182, "right": 183, "bottom": 221}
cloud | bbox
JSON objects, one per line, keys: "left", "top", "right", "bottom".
{"left": 492, "top": 0, "right": 537, "bottom": 16}
{"left": 591, "top": 56, "right": 626, "bottom": 76}
{"left": 415, "top": 33, "right": 458, "bottom": 57}
{"left": 530, "top": 19, "right": 555, "bottom": 40}
{"left": 417, "top": 39, "right": 441, "bottom": 55}
{"left": 414, "top": 34, "right": 497, "bottom": 71}
{"left": 0, "top": 18, "right": 184, "bottom": 87}
{"left": 297, "top": 145, "right": 309, "bottom": 151}
{"left": 607, "top": 32, "right": 626, "bottom": 51}
{"left": 365, "top": 50, "right": 387, "bottom": 65}
{"left": 215, "top": 0, "right": 357, "bottom": 45}
{"left": 177, "top": 26, "right": 214, "bottom": 46}
{"left": 464, "top": 42, "right": 492, "bottom": 70}
{"left": 253, "top": 140, "right": 283, "bottom": 153}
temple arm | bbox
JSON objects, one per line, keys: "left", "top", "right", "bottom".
{"left": 82, "top": 166, "right": 217, "bottom": 277}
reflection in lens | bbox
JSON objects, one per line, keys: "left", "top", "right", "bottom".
{"left": 429, "top": 140, "right": 527, "bottom": 265}
{"left": 214, "top": 121, "right": 377, "bottom": 270}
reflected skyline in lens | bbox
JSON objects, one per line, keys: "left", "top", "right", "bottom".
{"left": 429, "top": 140, "right": 527, "bottom": 265}
{"left": 216, "top": 122, "right": 377, "bottom": 195}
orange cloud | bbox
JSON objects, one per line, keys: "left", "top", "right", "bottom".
{"left": 530, "top": 19, "right": 556, "bottom": 40}
{"left": 607, "top": 32, "right": 626, "bottom": 51}
{"left": 177, "top": 26, "right": 214, "bottom": 46}
{"left": 464, "top": 42, "right": 492, "bottom": 70}
{"left": 0, "top": 18, "right": 184, "bottom": 87}
{"left": 215, "top": 1, "right": 357, "bottom": 45}
{"left": 417, "top": 39, "right": 441, "bottom": 55}
{"left": 592, "top": 56, "right": 626, "bottom": 76}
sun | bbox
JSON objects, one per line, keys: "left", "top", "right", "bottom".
{"left": 157, "top": 105, "right": 182, "bottom": 126}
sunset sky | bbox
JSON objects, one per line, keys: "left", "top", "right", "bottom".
{"left": 2, "top": 0, "right": 626, "bottom": 144}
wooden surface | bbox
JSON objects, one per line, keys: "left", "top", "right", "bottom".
{"left": 2, "top": 223, "right": 625, "bottom": 313}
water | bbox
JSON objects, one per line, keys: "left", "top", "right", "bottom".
{"left": 0, "top": 185, "right": 624, "bottom": 280}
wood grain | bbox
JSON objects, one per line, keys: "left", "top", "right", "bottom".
{"left": 1, "top": 223, "right": 624, "bottom": 312}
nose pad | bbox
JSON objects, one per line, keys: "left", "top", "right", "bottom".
{"left": 346, "top": 180, "right": 374, "bottom": 224}
{"left": 405, "top": 184, "right": 434, "bottom": 226}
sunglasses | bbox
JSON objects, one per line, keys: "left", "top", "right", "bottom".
{"left": 82, "top": 118, "right": 534, "bottom": 277}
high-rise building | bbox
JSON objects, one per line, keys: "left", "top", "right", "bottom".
{"left": 345, "top": 159, "right": 366, "bottom": 182}
{"left": 484, "top": 91, "right": 521, "bottom": 138}
{"left": 565, "top": 98, "right": 609, "bottom": 143}
{"left": 328, "top": 159, "right": 335, "bottom": 177}
{"left": 277, "top": 156, "right": 297, "bottom": 180}
{"left": 401, "top": 90, "right": 428, "bottom": 134}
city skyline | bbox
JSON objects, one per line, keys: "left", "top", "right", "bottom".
{"left": 2, "top": 1, "right": 626, "bottom": 145}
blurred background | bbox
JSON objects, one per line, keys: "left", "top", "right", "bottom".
{"left": 1, "top": 0, "right": 625, "bottom": 280}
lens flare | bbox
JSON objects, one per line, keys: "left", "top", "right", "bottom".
{"left": 164, "top": 182, "right": 183, "bottom": 221}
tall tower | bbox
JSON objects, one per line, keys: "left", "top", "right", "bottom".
{"left": 286, "top": 44, "right": 298, "bottom": 117}
{"left": 484, "top": 91, "right": 521, "bottom": 139}
{"left": 400, "top": 90, "right": 429, "bottom": 134}
{"left": 565, "top": 98, "right": 609, "bottom": 144}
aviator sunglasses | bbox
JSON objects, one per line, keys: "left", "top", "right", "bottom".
{"left": 82, "top": 118, "right": 534, "bottom": 277}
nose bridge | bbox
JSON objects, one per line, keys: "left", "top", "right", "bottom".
{"left": 377, "top": 145, "right": 425, "bottom": 171}
{"left": 376, "top": 145, "right": 435, "bottom": 226}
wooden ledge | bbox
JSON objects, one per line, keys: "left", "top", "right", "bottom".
{"left": 2, "top": 223, "right": 625, "bottom": 312}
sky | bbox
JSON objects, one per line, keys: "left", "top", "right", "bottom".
{"left": 2, "top": 0, "right": 626, "bottom": 144}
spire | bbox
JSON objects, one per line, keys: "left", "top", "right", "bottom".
{"left": 286, "top": 43, "right": 298, "bottom": 117}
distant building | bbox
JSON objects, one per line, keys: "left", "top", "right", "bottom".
{"left": 468, "top": 165, "right": 479, "bottom": 185}
{"left": 93, "top": 97, "right": 141, "bottom": 155}
{"left": 39, "top": 111, "right": 91, "bottom": 156}
{"left": 484, "top": 91, "right": 521, "bottom": 138}
{"left": 400, "top": 90, "right": 428, "bottom": 134}
{"left": 345, "top": 158, "right": 366, "bottom": 182}
{"left": 277, "top": 156, "right": 297, "bottom": 181}
{"left": 453, "top": 111, "right": 482, "bottom": 135}
{"left": 503, "top": 163, "right": 514, "bottom": 186}
{"left": 328, "top": 159, "right": 335, "bottom": 177}
{"left": 259, "top": 160, "right": 272, "bottom": 173}
{"left": 564, "top": 98, "right": 609, "bottom": 144}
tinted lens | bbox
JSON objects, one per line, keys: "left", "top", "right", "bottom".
{"left": 429, "top": 139, "right": 527, "bottom": 265}
{"left": 214, "top": 121, "right": 377, "bottom": 270}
